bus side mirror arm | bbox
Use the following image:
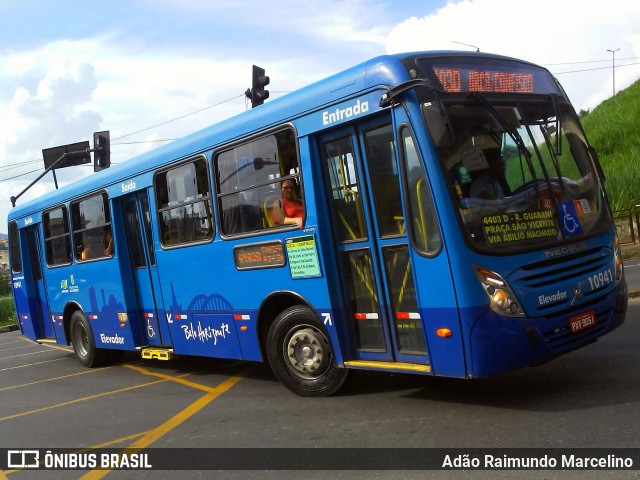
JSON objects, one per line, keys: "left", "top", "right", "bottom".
{"left": 379, "top": 79, "right": 434, "bottom": 108}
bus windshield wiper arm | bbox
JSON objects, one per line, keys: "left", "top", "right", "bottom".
{"left": 539, "top": 121, "right": 565, "bottom": 194}
{"left": 468, "top": 93, "right": 529, "bottom": 160}
{"left": 468, "top": 92, "right": 539, "bottom": 193}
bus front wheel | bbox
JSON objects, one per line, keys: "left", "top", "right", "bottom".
{"left": 70, "top": 311, "right": 108, "bottom": 368}
{"left": 267, "top": 306, "right": 348, "bottom": 397}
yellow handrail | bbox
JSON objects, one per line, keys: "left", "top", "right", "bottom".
{"left": 415, "top": 177, "right": 428, "bottom": 248}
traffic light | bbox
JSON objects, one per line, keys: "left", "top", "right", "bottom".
{"left": 246, "top": 65, "right": 270, "bottom": 108}
{"left": 93, "top": 131, "right": 111, "bottom": 172}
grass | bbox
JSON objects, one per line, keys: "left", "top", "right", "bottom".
{"left": 0, "top": 296, "right": 17, "bottom": 328}
{"left": 581, "top": 80, "right": 640, "bottom": 212}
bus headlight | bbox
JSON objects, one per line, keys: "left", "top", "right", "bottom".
{"left": 614, "top": 236, "right": 624, "bottom": 285}
{"left": 474, "top": 266, "right": 525, "bottom": 317}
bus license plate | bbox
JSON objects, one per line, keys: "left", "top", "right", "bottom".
{"left": 569, "top": 310, "right": 596, "bottom": 334}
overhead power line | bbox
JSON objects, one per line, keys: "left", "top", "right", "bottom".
{"left": 543, "top": 56, "right": 639, "bottom": 66}
{"left": 112, "top": 93, "right": 245, "bottom": 141}
{"left": 552, "top": 61, "right": 640, "bottom": 75}
{"left": 0, "top": 168, "right": 43, "bottom": 182}
{"left": 0, "top": 159, "right": 42, "bottom": 171}
{"left": 0, "top": 94, "right": 246, "bottom": 183}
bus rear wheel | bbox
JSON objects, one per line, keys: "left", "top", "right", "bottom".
{"left": 70, "top": 311, "right": 108, "bottom": 367}
{"left": 267, "top": 306, "right": 348, "bottom": 397}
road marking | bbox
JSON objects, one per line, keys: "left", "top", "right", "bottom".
{"left": 0, "top": 350, "right": 62, "bottom": 360}
{"left": 0, "top": 368, "right": 110, "bottom": 392}
{"left": 79, "top": 373, "right": 246, "bottom": 480}
{"left": 0, "top": 344, "right": 53, "bottom": 352}
{"left": 0, "top": 357, "right": 68, "bottom": 372}
{"left": 0, "top": 340, "right": 27, "bottom": 346}
{"left": 129, "top": 373, "right": 245, "bottom": 448}
{"left": 123, "top": 364, "right": 221, "bottom": 393}
{"left": 0, "top": 378, "right": 167, "bottom": 422}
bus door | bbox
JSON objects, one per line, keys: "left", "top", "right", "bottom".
{"left": 24, "top": 225, "right": 54, "bottom": 340}
{"left": 121, "top": 190, "right": 166, "bottom": 346}
{"left": 319, "top": 118, "right": 430, "bottom": 366}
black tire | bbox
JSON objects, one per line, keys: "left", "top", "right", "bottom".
{"left": 69, "top": 311, "right": 109, "bottom": 367}
{"left": 266, "top": 306, "right": 349, "bottom": 397}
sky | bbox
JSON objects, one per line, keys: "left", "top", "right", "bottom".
{"left": 1, "top": 0, "right": 639, "bottom": 230}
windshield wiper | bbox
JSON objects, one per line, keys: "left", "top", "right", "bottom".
{"left": 539, "top": 121, "right": 565, "bottom": 194}
{"left": 468, "top": 92, "right": 539, "bottom": 193}
{"left": 521, "top": 117, "right": 555, "bottom": 194}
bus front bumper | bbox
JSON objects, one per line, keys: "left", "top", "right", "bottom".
{"left": 467, "top": 280, "right": 628, "bottom": 378}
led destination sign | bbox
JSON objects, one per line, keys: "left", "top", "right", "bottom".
{"left": 434, "top": 68, "right": 534, "bottom": 93}
{"left": 234, "top": 241, "right": 286, "bottom": 270}
{"left": 418, "top": 57, "right": 559, "bottom": 95}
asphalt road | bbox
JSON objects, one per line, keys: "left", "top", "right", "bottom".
{"left": 1, "top": 300, "right": 639, "bottom": 480}
{"left": 623, "top": 258, "right": 640, "bottom": 296}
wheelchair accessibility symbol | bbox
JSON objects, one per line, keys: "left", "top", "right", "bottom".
{"left": 147, "top": 319, "right": 156, "bottom": 338}
{"left": 560, "top": 201, "right": 583, "bottom": 237}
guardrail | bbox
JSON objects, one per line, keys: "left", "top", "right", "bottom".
{"left": 613, "top": 206, "right": 640, "bottom": 245}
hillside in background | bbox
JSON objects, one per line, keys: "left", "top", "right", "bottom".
{"left": 581, "top": 79, "right": 640, "bottom": 212}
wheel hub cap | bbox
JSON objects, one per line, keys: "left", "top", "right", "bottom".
{"left": 286, "top": 327, "right": 328, "bottom": 377}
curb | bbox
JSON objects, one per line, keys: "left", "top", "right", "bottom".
{"left": 0, "top": 324, "right": 19, "bottom": 333}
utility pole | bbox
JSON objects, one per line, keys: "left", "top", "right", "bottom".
{"left": 606, "top": 48, "right": 620, "bottom": 96}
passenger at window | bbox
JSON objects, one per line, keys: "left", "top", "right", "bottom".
{"left": 271, "top": 179, "right": 303, "bottom": 228}
{"left": 81, "top": 244, "right": 93, "bottom": 261}
{"left": 104, "top": 231, "right": 114, "bottom": 256}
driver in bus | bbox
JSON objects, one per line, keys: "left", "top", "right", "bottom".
{"left": 271, "top": 179, "right": 303, "bottom": 228}
{"left": 469, "top": 149, "right": 506, "bottom": 200}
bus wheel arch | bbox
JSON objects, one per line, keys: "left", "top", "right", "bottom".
{"left": 68, "top": 309, "right": 109, "bottom": 368}
{"left": 264, "top": 303, "right": 349, "bottom": 397}
{"left": 62, "top": 302, "right": 83, "bottom": 346}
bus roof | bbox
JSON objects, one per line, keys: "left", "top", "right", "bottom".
{"left": 8, "top": 50, "right": 530, "bottom": 222}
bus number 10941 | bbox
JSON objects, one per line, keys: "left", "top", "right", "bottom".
{"left": 587, "top": 268, "right": 614, "bottom": 291}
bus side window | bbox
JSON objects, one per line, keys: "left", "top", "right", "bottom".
{"left": 322, "top": 136, "right": 366, "bottom": 242}
{"left": 71, "top": 192, "right": 114, "bottom": 262}
{"left": 364, "top": 123, "right": 403, "bottom": 237}
{"left": 156, "top": 157, "right": 214, "bottom": 247}
{"left": 8, "top": 221, "right": 22, "bottom": 273}
{"left": 400, "top": 127, "right": 441, "bottom": 254}
{"left": 216, "top": 128, "right": 302, "bottom": 236}
{"left": 43, "top": 206, "right": 72, "bottom": 266}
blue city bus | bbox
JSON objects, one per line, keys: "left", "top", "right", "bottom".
{"left": 7, "top": 51, "right": 627, "bottom": 396}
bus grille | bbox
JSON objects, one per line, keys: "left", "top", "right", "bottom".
{"left": 516, "top": 246, "right": 611, "bottom": 314}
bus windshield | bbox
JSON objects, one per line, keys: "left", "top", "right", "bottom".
{"left": 425, "top": 96, "right": 611, "bottom": 254}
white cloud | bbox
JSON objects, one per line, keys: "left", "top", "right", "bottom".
{"left": 0, "top": 38, "right": 250, "bottom": 222}
{"left": 0, "top": 31, "right": 355, "bottom": 224}
{"left": 385, "top": 0, "right": 640, "bottom": 112}
{"left": 141, "top": 0, "right": 390, "bottom": 46}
